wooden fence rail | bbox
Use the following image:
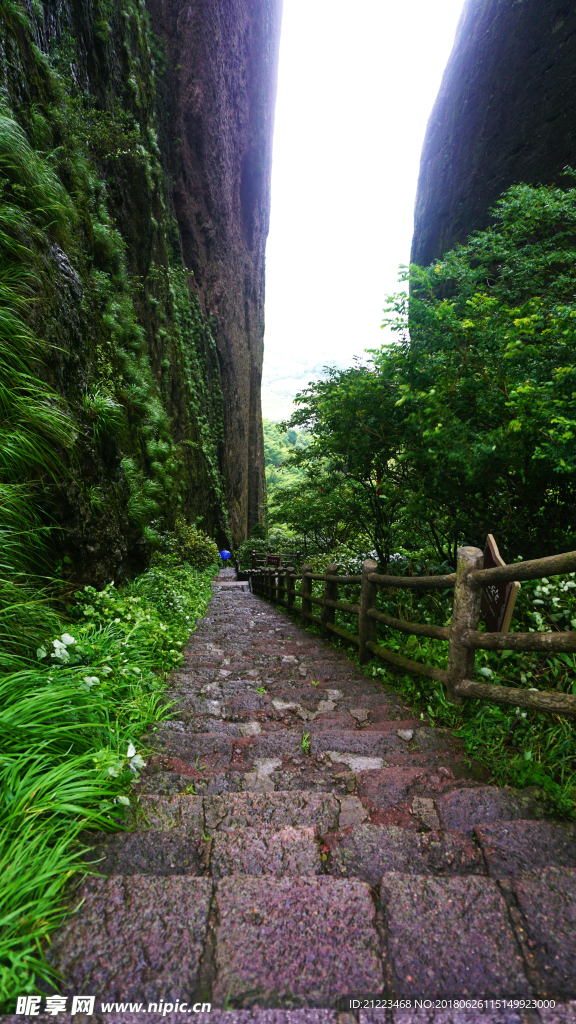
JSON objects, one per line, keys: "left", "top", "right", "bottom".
{"left": 247, "top": 545, "right": 576, "bottom": 716}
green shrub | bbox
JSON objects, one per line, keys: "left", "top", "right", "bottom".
{"left": 172, "top": 518, "right": 219, "bottom": 570}
{"left": 235, "top": 526, "right": 302, "bottom": 570}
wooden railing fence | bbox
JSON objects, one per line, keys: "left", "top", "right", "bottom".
{"left": 248, "top": 545, "right": 576, "bottom": 716}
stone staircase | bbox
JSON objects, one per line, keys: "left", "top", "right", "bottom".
{"left": 14, "top": 569, "right": 576, "bottom": 1023}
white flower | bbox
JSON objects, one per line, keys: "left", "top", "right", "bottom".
{"left": 82, "top": 676, "right": 99, "bottom": 688}
{"left": 37, "top": 646, "right": 47, "bottom": 660}
{"left": 478, "top": 667, "right": 494, "bottom": 679}
{"left": 61, "top": 633, "right": 76, "bottom": 645}
{"left": 51, "top": 639, "right": 70, "bottom": 663}
{"left": 100, "top": 665, "right": 113, "bottom": 675}
{"left": 130, "top": 754, "right": 146, "bottom": 770}
{"left": 117, "top": 795, "right": 130, "bottom": 806}
{"left": 126, "top": 742, "right": 136, "bottom": 758}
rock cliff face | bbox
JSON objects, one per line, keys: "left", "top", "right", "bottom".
{"left": 148, "top": 0, "right": 282, "bottom": 545}
{"left": 0, "top": 0, "right": 280, "bottom": 582}
{"left": 411, "top": 0, "right": 576, "bottom": 267}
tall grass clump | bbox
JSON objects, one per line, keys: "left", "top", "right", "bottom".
{"left": 0, "top": 559, "right": 216, "bottom": 1010}
{"left": 0, "top": 104, "right": 75, "bottom": 664}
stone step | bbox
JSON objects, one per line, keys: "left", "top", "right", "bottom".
{"left": 85, "top": 813, "right": 576, "bottom": 889}
{"left": 209, "top": 824, "right": 321, "bottom": 878}
{"left": 308, "top": 726, "right": 452, "bottom": 757}
{"left": 84, "top": 824, "right": 322, "bottom": 879}
{"left": 325, "top": 817, "right": 576, "bottom": 886}
{"left": 41, "top": 867, "right": 576, "bottom": 1007}
{"left": 435, "top": 784, "right": 553, "bottom": 834}
{"left": 474, "top": 818, "right": 576, "bottom": 877}
{"left": 135, "top": 790, "right": 365, "bottom": 836}
{"left": 45, "top": 875, "right": 213, "bottom": 1005}
{"left": 82, "top": 830, "right": 204, "bottom": 876}
{"left": 325, "top": 823, "right": 485, "bottom": 885}
{"left": 45, "top": 874, "right": 383, "bottom": 1009}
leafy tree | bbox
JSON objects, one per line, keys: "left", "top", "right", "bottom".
{"left": 263, "top": 418, "right": 311, "bottom": 492}
{"left": 276, "top": 180, "right": 576, "bottom": 563}
{"left": 385, "top": 178, "right": 576, "bottom": 560}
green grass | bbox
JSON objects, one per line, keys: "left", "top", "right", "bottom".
{"left": 0, "top": 559, "right": 216, "bottom": 1011}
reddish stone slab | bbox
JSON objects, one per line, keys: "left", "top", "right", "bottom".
{"left": 47, "top": 876, "right": 212, "bottom": 1002}
{"left": 326, "top": 824, "right": 484, "bottom": 887}
{"left": 153, "top": 729, "right": 234, "bottom": 758}
{"left": 436, "top": 785, "right": 550, "bottom": 834}
{"left": 250, "top": 731, "right": 305, "bottom": 756}
{"left": 137, "top": 794, "right": 204, "bottom": 836}
{"left": 380, "top": 873, "right": 529, "bottom": 998}
{"left": 475, "top": 820, "right": 576, "bottom": 878}
{"left": 356, "top": 768, "right": 425, "bottom": 810}
{"left": 213, "top": 876, "right": 384, "bottom": 1006}
{"left": 310, "top": 729, "right": 403, "bottom": 757}
{"left": 511, "top": 866, "right": 576, "bottom": 998}
{"left": 204, "top": 791, "right": 340, "bottom": 834}
{"left": 83, "top": 830, "right": 202, "bottom": 875}
{"left": 210, "top": 825, "right": 321, "bottom": 877}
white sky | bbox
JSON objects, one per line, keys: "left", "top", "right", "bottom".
{"left": 262, "top": 0, "right": 465, "bottom": 420}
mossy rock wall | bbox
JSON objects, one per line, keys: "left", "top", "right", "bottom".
{"left": 0, "top": 0, "right": 279, "bottom": 582}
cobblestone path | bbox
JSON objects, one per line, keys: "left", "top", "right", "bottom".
{"left": 20, "top": 570, "right": 576, "bottom": 1024}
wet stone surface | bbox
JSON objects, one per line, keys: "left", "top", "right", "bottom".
{"left": 46, "top": 876, "right": 212, "bottom": 1001}
{"left": 209, "top": 825, "right": 321, "bottom": 877}
{"left": 509, "top": 866, "right": 576, "bottom": 998}
{"left": 82, "top": 830, "right": 203, "bottom": 876}
{"left": 436, "top": 784, "right": 552, "bottom": 834}
{"left": 380, "top": 873, "right": 530, "bottom": 999}
{"left": 325, "top": 823, "right": 485, "bottom": 887}
{"left": 474, "top": 819, "right": 576, "bottom": 878}
{"left": 213, "top": 876, "right": 384, "bottom": 1007}
{"left": 45, "top": 570, "right": 576, "bottom": 1012}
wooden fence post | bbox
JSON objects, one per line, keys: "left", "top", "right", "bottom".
{"left": 359, "top": 558, "right": 378, "bottom": 664}
{"left": 321, "top": 563, "right": 339, "bottom": 639}
{"left": 286, "top": 568, "right": 295, "bottom": 611}
{"left": 278, "top": 568, "right": 286, "bottom": 605}
{"left": 301, "top": 565, "right": 312, "bottom": 627}
{"left": 446, "top": 545, "right": 484, "bottom": 704}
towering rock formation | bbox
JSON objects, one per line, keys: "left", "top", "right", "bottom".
{"left": 411, "top": 0, "right": 576, "bottom": 267}
{"left": 148, "top": 0, "right": 282, "bottom": 545}
{"left": 0, "top": 0, "right": 280, "bottom": 583}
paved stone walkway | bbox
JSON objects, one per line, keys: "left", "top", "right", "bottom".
{"left": 16, "top": 569, "right": 576, "bottom": 1023}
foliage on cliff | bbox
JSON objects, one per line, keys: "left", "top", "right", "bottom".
{"left": 0, "top": 0, "right": 228, "bottom": 590}
{"left": 273, "top": 181, "right": 576, "bottom": 565}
